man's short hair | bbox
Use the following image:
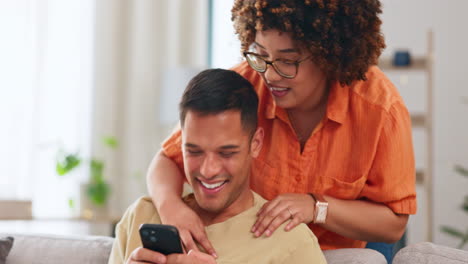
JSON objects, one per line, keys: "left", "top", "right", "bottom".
{"left": 179, "top": 69, "right": 258, "bottom": 136}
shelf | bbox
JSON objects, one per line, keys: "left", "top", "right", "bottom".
{"left": 0, "top": 200, "right": 32, "bottom": 220}
{"left": 0, "top": 219, "right": 115, "bottom": 237}
{"left": 379, "top": 30, "right": 434, "bottom": 243}
{"left": 378, "top": 56, "right": 430, "bottom": 71}
{"left": 416, "top": 169, "right": 425, "bottom": 184}
{"left": 411, "top": 114, "right": 427, "bottom": 127}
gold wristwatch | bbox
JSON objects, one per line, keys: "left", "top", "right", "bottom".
{"left": 310, "top": 193, "right": 328, "bottom": 224}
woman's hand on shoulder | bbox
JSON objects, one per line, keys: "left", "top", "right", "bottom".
{"left": 159, "top": 199, "right": 217, "bottom": 258}
{"left": 251, "top": 193, "right": 315, "bottom": 237}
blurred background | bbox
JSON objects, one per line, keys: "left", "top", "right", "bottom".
{"left": 0, "top": 0, "right": 467, "bottom": 250}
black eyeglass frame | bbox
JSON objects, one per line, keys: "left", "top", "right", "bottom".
{"left": 243, "top": 51, "right": 311, "bottom": 79}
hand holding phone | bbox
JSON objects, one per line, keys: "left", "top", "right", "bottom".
{"left": 139, "top": 224, "right": 184, "bottom": 255}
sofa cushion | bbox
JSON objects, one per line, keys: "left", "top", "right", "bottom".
{"left": 393, "top": 242, "right": 468, "bottom": 264}
{"left": 0, "top": 237, "right": 14, "bottom": 264}
{"left": 1, "top": 233, "right": 113, "bottom": 264}
{"left": 323, "top": 248, "right": 387, "bottom": 264}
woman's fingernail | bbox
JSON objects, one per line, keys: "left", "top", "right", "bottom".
{"left": 212, "top": 253, "right": 218, "bottom": 258}
{"left": 187, "top": 249, "right": 193, "bottom": 255}
{"left": 265, "top": 230, "right": 271, "bottom": 237}
{"left": 254, "top": 231, "right": 260, "bottom": 237}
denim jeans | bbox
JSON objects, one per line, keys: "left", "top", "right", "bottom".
{"left": 365, "top": 232, "right": 406, "bottom": 264}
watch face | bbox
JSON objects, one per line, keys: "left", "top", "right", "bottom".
{"left": 315, "top": 202, "right": 328, "bottom": 223}
{"left": 317, "top": 205, "right": 327, "bottom": 220}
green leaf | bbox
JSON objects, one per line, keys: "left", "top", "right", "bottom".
{"left": 102, "top": 136, "right": 118, "bottom": 149}
{"left": 90, "top": 159, "right": 104, "bottom": 182}
{"left": 68, "top": 198, "right": 75, "bottom": 209}
{"left": 56, "top": 153, "right": 81, "bottom": 176}
{"left": 462, "top": 196, "right": 468, "bottom": 213}
{"left": 441, "top": 226, "right": 466, "bottom": 238}
{"left": 459, "top": 235, "right": 468, "bottom": 249}
{"left": 86, "top": 181, "right": 110, "bottom": 206}
{"left": 455, "top": 165, "right": 468, "bottom": 177}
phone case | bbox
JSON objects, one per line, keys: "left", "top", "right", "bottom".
{"left": 139, "top": 224, "right": 184, "bottom": 255}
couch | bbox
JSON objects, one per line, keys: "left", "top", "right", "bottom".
{"left": 1, "top": 232, "right": 467, "bottom": 264}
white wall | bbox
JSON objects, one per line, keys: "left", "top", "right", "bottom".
{"left": 381, "top": 0, "right": 468, "bottom": 249}
{"left": 211, "top": 0, "right": 468, "bottom": 249}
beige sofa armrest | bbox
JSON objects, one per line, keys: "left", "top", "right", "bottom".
{"left": 323, "top": 248, "right": 387, "bottom": 264}
{"left": 1, "top": 233, "right": 114, "bottom": 264}
{"left": 393, "top": 242, "right": 468, "bottom": 264}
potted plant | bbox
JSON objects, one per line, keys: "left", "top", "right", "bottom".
{"left": 55, "top": 136, "right": 118, "bottom": 219}
{"left": 441, "top": 98, "right": 468, "bottom": 249}
{"left": 441, "top": 165, "right": 468, "bottom": 249}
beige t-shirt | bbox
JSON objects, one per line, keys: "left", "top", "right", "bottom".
{"left": 108, "top": 192, "right": 327, "bottom": 264}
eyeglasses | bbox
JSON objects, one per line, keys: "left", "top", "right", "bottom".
{"left": 243, "top": 51, "right": 311, "bottom": 79}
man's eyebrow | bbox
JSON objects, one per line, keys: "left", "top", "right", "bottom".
{"left": 184, "top": 143, "right": 239, "bottom": 149}
{"left": 184, "top": 143, "right": 199, "bottom": 148}
{"left": 253, "top": 41, "right": 300, "bottom": 54}
{"left": 219, "top": 145, "right": 240, "bottom": 150}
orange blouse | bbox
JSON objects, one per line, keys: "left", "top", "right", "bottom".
{"left": 162, "top": 62, "right": 417, "bottom": 250}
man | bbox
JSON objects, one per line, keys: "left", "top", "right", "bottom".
{"left": 108, "top": 69, "right": 326, "bottom": 264}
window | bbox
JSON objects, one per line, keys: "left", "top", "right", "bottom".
{"left": 209, "top": 0, "right": 240, "bottom": 68}
{"left": 0, "top": 0, "right": 94, "bottom": 218}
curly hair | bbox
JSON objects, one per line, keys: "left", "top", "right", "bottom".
{"left": 232, "top": 0, "right": 386, "bottom": 85}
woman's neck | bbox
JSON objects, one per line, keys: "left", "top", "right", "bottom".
{"left": 287, "top": 83, "right": 330, "bottom": 149}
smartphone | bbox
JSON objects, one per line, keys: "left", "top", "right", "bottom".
{"left": 139, "top": 223, "right": 184, "bottom": 255}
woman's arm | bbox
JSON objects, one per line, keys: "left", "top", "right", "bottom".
{"left": 252, "top": 193, "right": 407, "bottom": 243}
{"left": 323, "top": 196, "right": 408, "bottom": 243}
{"left": 146, "top": 150, "right": 184, "bottom": 210}
{"left": 146, "top": 150, "right": 217, "bottom": 257}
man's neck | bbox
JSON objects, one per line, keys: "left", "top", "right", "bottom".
{"left": 187, "top": 190, "right": 255, "bottom": 226}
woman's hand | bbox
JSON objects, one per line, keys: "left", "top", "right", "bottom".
{"left": 251, "top": 193, "right": 315, "bottom": 237}
{"left": 159, "top": 199, "right": 217, "bottom": 258}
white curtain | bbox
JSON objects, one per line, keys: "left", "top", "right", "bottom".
{"left": 0, "top": 0, "right": 94, "bottom": 218}
{"left": 92, "top": 0, "right": 209, "bottom": 217}
{"left": 0, "top": 0, "right": 208, "bottom": 219}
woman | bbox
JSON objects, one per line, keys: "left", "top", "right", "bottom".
{"left": 147, "top": 0, "right": 416, "bottom": 256}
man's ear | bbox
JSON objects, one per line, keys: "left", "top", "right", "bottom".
{"left": 250, "top": 127, "right": 264, "bottom": 158}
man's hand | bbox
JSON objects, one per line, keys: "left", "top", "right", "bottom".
{"left": 251, "top": 193, "right": 315, "bottom": 237}
{"left": 159, "top": 199, "right": 217, "bottom": 258}
{"left": 126, "top": 247, "right": 167, "bottom": 264}
{"left": 166, "top": 250, "right": 217, "bottom": 264}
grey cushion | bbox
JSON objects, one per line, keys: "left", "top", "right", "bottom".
{"left": 0, "top": 237, "right": 14, "bottom": 264}
{"left": 1, "top": 233, "right": 113, "bottom": 264}
{"left": 323, "top": 248, "right": 387, "bottom": 264}
{"left": 393, "top": 242, "right": 468, "bottom": 264}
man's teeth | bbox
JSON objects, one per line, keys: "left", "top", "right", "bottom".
{"left": 270, "top": 87, "right": 288, "bottom": 91}
{"left": 200, "top": 181, "right": 225, "bottom": 189}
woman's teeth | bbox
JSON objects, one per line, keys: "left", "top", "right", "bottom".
{"left": 200, "top": 181, "right": 225, "bottom": 189}
{"left": 270, "top": 87, "right": 288, "bottom": 91}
